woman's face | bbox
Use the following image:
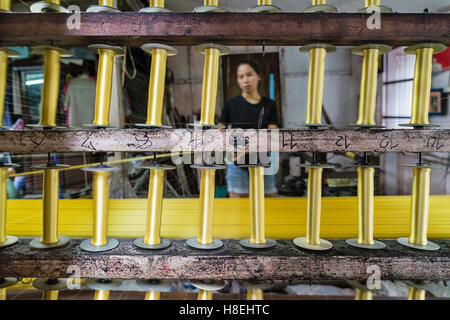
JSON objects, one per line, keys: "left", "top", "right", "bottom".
{"left": 237, "top": 64, "right": 261, "bottom": 93}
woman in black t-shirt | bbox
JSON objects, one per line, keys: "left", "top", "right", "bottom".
{"left": 219, "top": 61, "right": 278, "bottom": 198}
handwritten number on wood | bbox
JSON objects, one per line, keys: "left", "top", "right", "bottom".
{"left": 282, "top": 131, "right": 298, "bottom": 150}
{"left": 379, "top": 134, "right": 398, "bottom": 150}
{"left": 81, "top": 134, "right": 96, "bottom": 151}
{"left": 335, "top": 135, "right": 351, "bottom": 149}
{"left": 426, "top": 136, "right": 444, "bottom": 150}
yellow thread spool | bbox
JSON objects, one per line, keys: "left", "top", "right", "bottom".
{"left": 93, "top": 49, "right": 115, "bottom": 127}
{"left": 247, "top": 289, "right": 264, "bottom": 300}
{"left": 409, "top": 167, "right": 430, "bottom": 246}
{"left": 39, "top": 49, "right": 61, "bottom": 127}
{"left": 357, "top": 49, "right": 379, "bottom": 126}
{"left": 305, "top": 48, "right": 326, "bottom": 125}
{"left": 145, "top": 291, "right": 161, "bottom": 300}
{"left": 197, "top": 169, "right": 216, "bottom": 244}
{"left": 0, "top": 168, "right": 8, "bottom": 243}
{"left": 365, "top": 0, "right": 380, "bottom": 6}
{"left": 0, "top": 51, "right": 7, "bottom": 127}
{"left": 0, "top": 0, "right": 11, "bottom": 10}
{"left": 258, "top": 0, "right": 272, "bottom": 5}
{"left": 200, "top": 48, "right": 220, "bottom": 126}
{"left": 94, "top": 290, "right": 110, "bottom": 300}
{"left": 41, "top": 168, "right": 60, "bottom": 244}
{"left": 408, "top": 287, "right": 426, "bottom": 300}
{"left": 410, "top": 48, "right": 433, "bottom": 126}
{"left": 307, "top": 167, "right": 322, "bottom": 245}
{"left": 205, "top": 0, "right": 218, "bottom": 6}
{"left": 355, "top": 288, "right": 373, "bottom": 300}
{"left": 357, "top": 167, "right": 375, "bottom": 244}
{"left": 198, "top": 289, "right": 213, "bottom": 300}
{"left": 99, "top": 0, "right": 113, "bottom": 7}
{"left": 249, "top": 167, "right": 266, "bottom": 244}
{"left": 144, "top": 170, "right": 165, "bottom": 245}
{"left": 146, "top": 49, "right": 168, "bottom": 126}
{"left": 92, "top": 171, "right": 110, "bottom": 247}
{"left": 0, "top": 288, "right": 6, "bottom": 300}
{"left": 150, "top": 0, "right": 164, "bottom": 7}
{"left": 42, "top": 290, "right": 59, "bottom": 300}
{"left": 312, "top": 0, "right": 326, "bottom": 4}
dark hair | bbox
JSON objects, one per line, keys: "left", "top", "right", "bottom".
{"left": 236, "top": 60, "right": 261, "bottom": 76}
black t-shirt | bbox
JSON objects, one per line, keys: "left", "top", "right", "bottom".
{"left": 219, "top": 95, "right": 279, "bottom": 129}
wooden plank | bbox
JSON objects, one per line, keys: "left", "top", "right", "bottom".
{"left": 0, "top": 129, "right": 449, "bottom": 153}
{"left": 0, "top": 239, "right": 448, "bottom": 280}
{"left": 0, "top": 13, "right": 449, "bottom": 47}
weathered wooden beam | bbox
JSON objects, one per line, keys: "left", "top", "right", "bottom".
{"left": 0, "top": 239, "right": 448, "bottom": 280}
{"left": 0, "top": 13, "right": 449, "bottom": 47}
{"left": 0, "top": 129, "right": 449, "bottom": 153}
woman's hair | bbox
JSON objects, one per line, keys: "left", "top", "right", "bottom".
{"left": 236, "top": 60, "right": 261, "bottom": 76}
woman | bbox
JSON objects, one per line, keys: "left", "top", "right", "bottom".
{"left": 219, "top": 61, "right": 279, "bottom": 198}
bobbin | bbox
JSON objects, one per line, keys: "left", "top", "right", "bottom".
{"left": 0, "top": 48, "right": 20, "bottom": 130}
{"left": 0, "top": 162, "right": 20, "bottom": 248}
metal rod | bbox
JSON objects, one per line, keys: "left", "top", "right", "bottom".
{"left": 305, "top": 48, "right": 326, "bottom": 125}
{"left": 407, "top": 286, "right": 426, "bottom": 300}
{"left": 0, "top": 51, "right": 7, "bottom": 127}
{"left": 200, "top": 48, "right": 221, "bottom": 125}
{"left": 39, "top": 49, "right": 61, "bottom": 127}
{"left": 93, "top": 48, "right": 115, "bottom": 126}
{"left": 306, "top": 167, "right": 323, "bottom": 245}
{"left": 357, "top": 167, "right": 375, "bottom": 245}
{"left": 42, "top": 290, "right": 59, "bottom": 300}
{"left": 355, "top": 288, "right": 373, "bottom": 300}
{"left": 144, "top": 170, "right": 165, "bottom": 245}
{"left": 41, "top": 168, "right": 60, "bottom": 244}
{"left": 150, "top": 0, "right": 164, "bottom": 7}
{"left": 198, "top": 289, "right": 213, "bottom": 300}
{"left": 146, "top": 49, "right": 168, "bottom": 126}
{"left": 0, "top": 168, "right": 7, "bottom": 243}
{"left": 409, "top": 48, "right": 433, "bottom": 126}
{"left": 409, "top": 167, "right": 431, "bottom": 246}
{"left": 197, "top": 169, "right": 216, "bottom": 244}
{"left": 145, "top": 291, "right": 161, "bottom": 300}
{"left": 94, "top": 290, "right": 110, "bottom": 300}
{"left": 91, "top": 171, "right": 110, "bottom": 246}
{"left": 205, "top": 0, "right": 218, "bottom": 6}
{"left": 357, "top": 48, "right": 379, "bottom": 126}
{"left": 0, "top": 0, "right": 11, "bottom": 10}
{"left": 364, "top": 0, "right": 380, "bottom": 7}
{"left": 249, "top": 167, "right": 266, "bottom": 244}
{"left": 247, "top": 288, "right": 264, "bottom": 300}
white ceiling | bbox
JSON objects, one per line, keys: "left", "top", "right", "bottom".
{"left": 166, "top": 0, "right": 450, "bottom": 13}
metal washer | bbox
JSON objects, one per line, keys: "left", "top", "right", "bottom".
{"left": 359, "top": 5, "right": 393, "bottom": 13}
{"left": 81, "top": 165, "right": 119, "bottom": 172}
{"left": 31, "top": 163, "right": 70, "bottom": 170}
{"left": 194, "top": 43, "right": 231, "bottom": 56}
{"left": 352, "top": 44, "right": 392, "bottom": 56}
{"left": 190, "top": 280, "right": 227, "bottom": 291}
{"left": 33, "top": 278, "right": 67, "bottom": 291}
{"left": 88, "top": 44, "right": 126, "bottom": 57}
{"left": 86, "top": 5, "right": 121, "bottom": 13}
{"left": 186, "top": 237, "right": 223, "bottom": 250}
{"left": 136, "top": 279, "right": 172, "bottom": 292}
{"left": 139, "top": 7, "right": 171, "bottom": 13}
{"left": 26, "top": 124, "right": 67, "bottom": 130}
{"left": 396, "top": 237, "right": 440, "bottom": 251}
{"left": 85, "top": 279, "right": 123, "bottom": 291}
{"left": 398, "top": 123, "right": 440, "bottom": 129}
{"left": 187, "top": 123, "right": 225, "bottom": 129}
{"left": 247, "top": 5, "right": 281, "bottom": 13}
{"left": 80, "top": 238, "right": 120, "bottom": 252}
{"left": 0, "top": 163, "right": 20, "bottom": 169}
{"left": 0, "top": 236, "right": 19, "bottom": 248}
{"left": 303, "top": 4, "right": 338, "bottom": 13}
{"left": 404, "top": 43, "right": 447, "bottom": 55}
{"left": 82, "top": 124, "right": 118, "bottom": 129}
{"left": 193, "top": 5, "right": 227, "bottom": 13}
{"left": 135, "top": 124, "right": 173, "bottom": 129}
{"left": 134, "top": 237, "right": 171, "bottom": 250}
{"left": 298, "top": 163, "right": 335, "bottom": 169}
{"left": 240, "top": 280, "right": 273, "bottom": 290}
{"left": 300, "top": 43, "right": 336, "bottom": 53}
{"left": 293, "top": 237, "right": 333, "bottom": 251}
{"left": 345, "top": 124, "right": 385, "bottom": 130}
{"left": 30, "top": 1, "right": 69, "bottom": 13}
{"left": 0, "top": 48, "right": 21, "bottom": 58}
{"left": 31, "top": 46, "right": 72, "bottom": 57}
{"left": 346, "top": 238, "right": 386, "bottom": 250}
{"left": 141, "top": 43, "right": 178, "bottom": 56}
{"left": 239, "top": 238, "right": 277, "bottom": 249}
{"left": 29, "top": 235, "right": 70, "bottom": 249}
{"left": 191, "top": 164, "right": 226, "bottom": 170}
{"left": 0, "top": 278, "right": 18, "bottom": 289}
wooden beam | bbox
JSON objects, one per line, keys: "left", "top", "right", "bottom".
{"left": 0, "top": 13, "right": 449, "bottom": 47}
{"left": 0, "top": 129, "right": 449, "bottom": 153}
{"left": 0, "top": 239, "right": 448, "bottom": 280}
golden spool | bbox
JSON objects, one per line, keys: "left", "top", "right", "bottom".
{"left": 99, "top": 0, "right": 113, "bottom": 6}
{"left": 0, "top": 288, "right": 6, "bottom": 300}
{"left": 191, "top": 280, "right": 226, "bottom": 300}
{"left": 0, "top": 0, "right": 11, "bottom": 10}
{"left": 87, "top": 45, "right": 125, "bottom": 128}
{"left": 0, "top": 164, "right": 19, "bottom": 248}
{"left": 364, "top": 0, "right": 379, "bottom": 6}
{"left": 32, "top": 278, "right": 66, "bottom": 300}
{"left": 407, "top": 286, "right": 426, "bottom": 300}
{"left": 312, "top": 0, "right": 326, "bottom": 4}
{"left": 80, "top": 166, "right": 120, "bottom": 252}
{"left": 294, "top": 163, "right": 334, "bottom": 251}
{"left": 42, "top": 290, "right": 59, "bottom": 300}
{"left": 397, "top": 165, "right": 440, "bottom": 251}
{"left": 355, "top": 288, "right": 373, "bottom": 300}
{"left": 137, "top": 44, "right": 177, "bottom": 128}
{"left": 204, "top": 0, "right": 218, "bottom": 6}
{"left": 300, "top": 44, "right": 336, "bottom": 127}
{"left": 400, "top": 44, "right": 447, "bottom": 128}
{"left": 150, "top": 0, "right": 164, "bottom": 7}
{"left": 145, "top": 291, "right": 161, "bottom": 300}
{"left": 240, "top": 166, "right": 276, "bottom": 249}
{"left": 134, "top": 164, "right": 175, "bottom": 250}
{"left": 94, "top": 290, "right": 110, "bottom": 300}
{"left": 247, "top": 289, "right": 264, "bottom": 300}
{"left": 346, "top": 165, "right": 386, "bottom": 249}
{"left": 29, "top": 163, "right": 70, "bottom": 249}
{"left": 0, "top": 48, "right": 21, "bottom": 128}
{"left": 258, "top": 0, "right": 271, "bottom": 4}
{"left": 198, "top": 289, "right": 213, "bottom": 300}
{"left": 352, "top": 44, "right": 391, "bottom": 127}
